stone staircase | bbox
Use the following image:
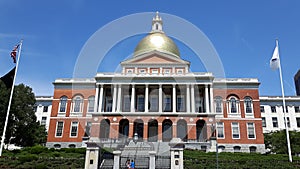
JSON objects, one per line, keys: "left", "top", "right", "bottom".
{"left": 119, "top": 141, "right": 171, "bottom": 169}
{"left": 99, "top": 141, "right": 171, "bottom": 169}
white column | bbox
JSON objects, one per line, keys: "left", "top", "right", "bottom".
{"left": 159, "top": 84, "right": 162, "bottom": 112}
{"left": 205, "top": 85, "right": 210, "bottom": 113}
{"left": 145, "top": 84, "right": 149, "bottom": 112}
{"left": 117, "top": 85, "right": 122, "bottom": 112}
{"left": 191, "top": 84, "right": 195, "bottom": 113}
{"left": 173, "top": 84, "right": 176, "bottom": 113}
{"left": 113, "top": 151, "right": 121, "bottom": 169}
{"left": 98, "top": 84, "right": 104, "bottom": 112}
{"left": 112, "top": 84, "right": 117, "bottom": 112}
{"left": 135, "top": 67, "right": 138, "bottom": 74}
{"left": 149, "top": 151, "right": 156, "bottom": 169}
{"left": 131, "top": 84, "right": 135, "bottom": 112}
{"left": 84, "top": 146, "right": 100, "bottom": 169}
{"left": 94, "top": 85, "right": 99, "bottom": 112}
{"left": 186, "top": 84, "right": 190, "bottom": 113}
{"left": 210, "top": 85, "right": 214, "bottom": 113}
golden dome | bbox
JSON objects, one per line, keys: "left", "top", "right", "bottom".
{"left": 133, "top": 32, "right": 180, "bottom": 58}
{"left": 134, "top": 12, "right": 180, "bottom": 58}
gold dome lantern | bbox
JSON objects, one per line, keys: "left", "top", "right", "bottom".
{"left": 133, "top": 12, "right": 180, "bottom": 58}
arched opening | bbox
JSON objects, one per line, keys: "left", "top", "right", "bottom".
{"left": 196, "top": 120, "right": 206, "bottom": 141}
{"left": 148, "top": 119, "right": 158, "bottom": 142}
{"left": 234, "top": 146, "right": 241, "bottom": 153}
{"left": 177, "top": 119, "right": 187, "bottom": 141}
{"left": 54, "top": 144, "right": 61, "bottom": 149}
{"left": 133, "top": 119, "right": 144, "bottom": 141}
{"left": 100, "top": 119, "right": 110, "bottom": 139}
{"left": 162, "top": 119, "right": 173, "bottom": 142}
{"left": 119, "top": 119, "right": 129, "bottom": 139}
{"left": 218, "top": 145, "right": 225, "bottom": 152}
{"left": 68, "top": 144, "right": 76, "bottom": 148}
{"left": 249, "top": 146, "right": 257, "bottom": 153}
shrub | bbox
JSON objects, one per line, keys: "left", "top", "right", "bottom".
{"left": 18, "top": 154, "right": 38, "bottom": 163}
{"left": 28, "top": 145, "right": 48, "bottom": 154}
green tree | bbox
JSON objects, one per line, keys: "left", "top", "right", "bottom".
{"left": 0, "top": 81, "right": 47, "bottom": 147}
{"left": 264, "top": 130, "right": 300, "bottom": 155}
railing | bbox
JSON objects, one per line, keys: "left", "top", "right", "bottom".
{"left": 155, "top": 156, "right": 171, "bottom": 169}
{"left": 120, "top": 156, "right": 149, "bottom": 169}
{"left": 99, "top": 138, "right": 129, "bottom": 144}
{"left": 185, "top": 139, "right": 207, "bottom": 143}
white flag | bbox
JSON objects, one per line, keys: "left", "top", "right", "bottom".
{"left": 270, "top": 41, "right": 280, "bottom": 70}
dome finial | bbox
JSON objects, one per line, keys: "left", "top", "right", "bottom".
{"left": 155, "top": 11, "right": 160, "bottom": 19}
{"left": 152, "top": 11, "right": 163, "bottom": 33}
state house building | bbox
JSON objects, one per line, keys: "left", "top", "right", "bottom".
{"left": 46, "top": 13, "right": 265, "bottom": 153}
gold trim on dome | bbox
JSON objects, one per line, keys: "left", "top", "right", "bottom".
{"left": 134, "top": 32, "right": 180, "bottom": 58}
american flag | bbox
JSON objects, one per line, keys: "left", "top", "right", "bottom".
{"left": 10, "top": 44, "right": 19, "bottom": 63}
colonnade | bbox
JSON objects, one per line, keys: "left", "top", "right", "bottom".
{"left": 94, "top": 84, "right": 214, "bottom": 114}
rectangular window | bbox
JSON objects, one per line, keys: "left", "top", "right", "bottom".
{"left": 247, "top": 123, "right": 256, "bottom": 139}
{"left": 272, "top": 117, "right": 278, "bottom": 127}
{"left": 149, "top": 95, "right": 158, "bottom": 112}
{"left": 215, "top": 98, "right": 223, "bottom": 113}
{"left": 126, "top": 69, "right": 133, "bottom": 74}
{"left": 123, "top": 95, "right": 131, "bottom": 112}
{"left": 88, "top": 98, "right": 95, "bottom": 112}
{"left": 217, "top": 122, "right": 224, "bottom": 138}
{"left": 271, "top": 106, "right": 276, "bottom": 113}
{"left": 229, "top": 98, "right": 238, "bottom": 113}
{"left": 296, "top": 118, "right": 300, "bottom": 128}
{"left": 55, "top": 121, "right": 64, "bottom": 137}
{"left": 73, "top": 98, "right": 82, "bottom": 112}
{"left": 195, "top": 97, "right": 203, "bottom": 112}
{"left": 262, "top": 117, "right": 266, "bottom": 127}
{"left": 163, "top": 69, "right": 171, "bottom": 74}
{"left": 260, "top": 106, "right": 265, "bottom": 113}
{"left": 244, "top": 99, "right": 253, "bottom": 114}
{"left": 59, "top": 99, "right": 67, "bottom": 112}
{"left": 139, "top": 69, "right": 146, "bottom": 74}
{"left": 177, "top": 95, "right": 185, "bottom": 112}
{"left": 177, "top": 69, "right": 183, "bottom": 74}
{"left": 43, "top": 106, "right": 48, "bottom": 112}
{"left": 105, "top": 97, "right": 112, "bottom": 112}
{"left": 284, "top": 117, "right": 290, "bottom": 128}
{"left": 41, "top": 117, "right": 47, "bottom": 126}
{"left": 163, "top": 95, "right": 172, "bottom": 112}
{"left": 70, "top": 122, "right": 78, "bottom": 137}
{"left": 152, "top": 69, "right": 158, "bottom": 74}
{"left": 137, "top": 95, "right": 145, "bottom": 112}
{"left": 231, "top": 122, "right": 240, "bottom": 139}
{"left": 84, "top": 122, "right": 92, "bottom": 137}
{"left": 295, "top": 106, "right": 300, "bottom": 113}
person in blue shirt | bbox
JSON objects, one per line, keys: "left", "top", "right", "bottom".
{"left": 130, "top": 160, "right": 135, "bottom": 169}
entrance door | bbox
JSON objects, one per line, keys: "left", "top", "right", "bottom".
{"left": 133, "top": 119, "right": 144, "bottom": 141}
{"left": 162, "top": 119, "right": 173, "bottom": 142}
{"left": 148, "top": 119, "right": 158, "bottom": 142}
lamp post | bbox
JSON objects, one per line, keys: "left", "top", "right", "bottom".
{"left": 133, "top": 133, "right": 138, "bottom": 144}
{"left": 211, "top": 123, "right": 218, "bottom": 169}
{"left": 133, "top": 133, "right": 138, "bottom": 168}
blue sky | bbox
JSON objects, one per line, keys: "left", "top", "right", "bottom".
{"left": 0, "top": 0, "right": 299, "bottom": 96}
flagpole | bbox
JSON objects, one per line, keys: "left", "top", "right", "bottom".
{"left": 276, "top": 39, "right": 292, "bottom": 162}
{"left": 0, "top": 40, "right": 23, "bottom": 156}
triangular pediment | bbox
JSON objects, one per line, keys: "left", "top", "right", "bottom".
{"left": 121, "top": 50, "right": 189, "bottom": 65}
{"left": 133, "top": 55, "right": 178, "bottom": 63}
